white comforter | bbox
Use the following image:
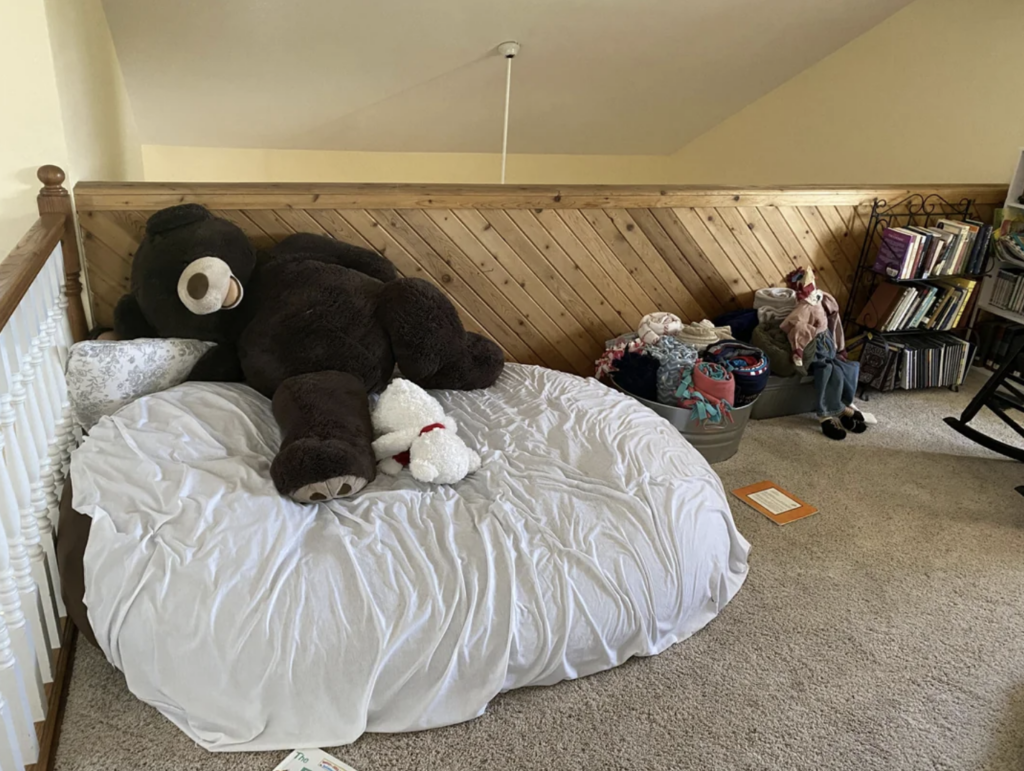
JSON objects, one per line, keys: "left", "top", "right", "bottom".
{"left": 71, "top": 364, "right": 750, "bottom": 752}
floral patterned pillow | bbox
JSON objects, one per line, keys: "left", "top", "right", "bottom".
{"left": 66, "top": 338, "right": 215, "bottom": 431}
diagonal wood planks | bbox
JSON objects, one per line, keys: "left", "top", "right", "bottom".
{"left": 75, "top": 186, "right": 999, "bottom": 376}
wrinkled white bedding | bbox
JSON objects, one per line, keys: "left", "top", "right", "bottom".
{"left": 71, "top": 364, "right": 750, "bottom": 752}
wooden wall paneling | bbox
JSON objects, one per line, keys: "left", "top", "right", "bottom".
{"left": 503, "top": 210, "right": 627, "bottom": 338}
{"left": 773, "top": 208, "right": 845, "bottom": 302}
{"left": 423, "top": 210, "right": 583, "bottom": 373}
{"left": 757, "top": 207, "right": 840, "bottom": 299}
{"left": 305, "top": 210, "right": 379, "bottom": 252}
{"left": 394, "top": 209, "right": 564, "bottom": 369}
{"left": 596, "top": 209, "right": 705, "bottom": 321}
{"left": 650, "top": 209, "right": 739, "bottom": 309}
{"left": 471, "top": 210, "right": 610, "bottom": 350}
{"left": 73, "top": 184, "right": 1008, "bottom": 372}
{"left": 793, "top": 208, "right": 854, "bottom": 306}
{"left": 549, "top": 210, "right": 664, "bottom": 322}
{"left": 243, "top": 210, "right": 296, "bottom": 244}
{"left": 625, "top": 209, "right": 715, "bottom": 318}
{"left": 714, "top": 208, "right": 785, "bottom": 289}
{"left": 819, "top": 206, "right": 864, "bottom": 272}
{"left": 670, "top": 208, "right": 755, "bottom": 306}
{"left": 734, "top": 207, "right": 801, "bottom": 280}
{"left": 451, "top": 210, "right": 600, "bottom": 366}
{"left": 211, "top": 210, "right": 277, "bottom": 250}
{"left": 537, "top": 209, "right": 660, "bottom": 326}
{"left": 693, "top": 208, "right": 771, "bottom": 292}
{"left": 529, "top": 209, "right": 647, "bottom": 328}
{"left": 368, "top": 210, "right": 540, "bottom": 364}
{"left": 72, "top": 182, "right": 1009, "bottom": 213}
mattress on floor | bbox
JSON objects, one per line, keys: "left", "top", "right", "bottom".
{"left": 70, "top": 363, "right": 750, "bottom": 752}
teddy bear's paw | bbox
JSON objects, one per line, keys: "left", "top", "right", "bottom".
{"left": 290, "top": 474, "right": 367, "bottom": 503}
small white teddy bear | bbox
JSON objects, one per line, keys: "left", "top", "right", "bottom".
{"left": 371, "top": 379, "right": 481, "bottom": 484}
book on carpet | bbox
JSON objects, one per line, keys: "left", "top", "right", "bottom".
{"left": 732, "top": 481, "right": 817, "bottom": 526}
{"left": 275, "top": 750, "right": 360, "bottom": 771}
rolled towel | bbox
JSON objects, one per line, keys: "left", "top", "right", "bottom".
{"left": 754, "top": 287, "right": 797, "bottom": 312}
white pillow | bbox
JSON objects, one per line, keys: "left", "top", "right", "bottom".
{"left": 66, "top": 338, "right": 215, "bottom": 431}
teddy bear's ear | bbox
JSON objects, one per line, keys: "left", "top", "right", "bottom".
{"left": 145, "top": 204, "right": 212, "bottom": 236}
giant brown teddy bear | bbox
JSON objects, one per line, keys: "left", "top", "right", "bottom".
{"left": 111, "top": 204, "right": 504, "bottom": 502}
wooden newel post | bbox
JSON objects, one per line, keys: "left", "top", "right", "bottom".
{"left": 36, "top": 165, "right": 88, "bottom": 343}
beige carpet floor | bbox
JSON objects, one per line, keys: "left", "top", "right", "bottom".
{"left": 55, "top": 373, "right": 1024, "bottom": 771}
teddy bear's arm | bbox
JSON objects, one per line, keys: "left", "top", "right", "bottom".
{"left": 371, "top": 428, "right": 420, "bottom": 461}
{"left": 113, "top": 294, "right": 157, "bottom": 340}
{"left": 187, "top": 343, "right": 245, "bottom": 383}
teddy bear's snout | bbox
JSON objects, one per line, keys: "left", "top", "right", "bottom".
{"left": 177, "top": 256, "right": 244, "bottom": 315}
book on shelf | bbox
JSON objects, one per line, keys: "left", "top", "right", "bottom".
{"left": 889, "top": 333, "right": 972, "bottom": 390}
{"left": 857, "top": 278, "right": 976, "bottom": 333}
{"left": 871, "top": 223, "right": 984, "bottom": 280}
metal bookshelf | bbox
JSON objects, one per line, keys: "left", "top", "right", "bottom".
{"left": 843, "top": 193, "right": 980, "bottom": 398}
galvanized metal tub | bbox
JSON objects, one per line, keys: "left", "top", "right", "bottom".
{"left": 612, "top": 378, "right": 756, "bottom": 464}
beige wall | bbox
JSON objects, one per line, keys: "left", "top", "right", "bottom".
{"left": 668, "top": 0, "right": 1024, "bottom": 185}
{"left": 0, "top": 0, "right": 69, "bottom": 258}
{"left": 141, "top": 145, "right": 668, "bottom": 185}
{"left": 44, "top": 0, "right": 143, "bottom": 183}
{"left": 0, "top": 0, "right": 141, "bottom": 259}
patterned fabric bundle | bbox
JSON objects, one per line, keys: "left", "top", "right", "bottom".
{"left": 637, "top": 312, "right": 683, "bottom": 345}
{"left": 594, "top": 333, "right": 645, "bottom": 379}
{"left": 675, "top": 362, "right": 735, "bottom": 425}
{"left": 645, "top": 336, "right": 700, "bottom": 405}
{"left": 702, "top": 341, "right": 770, "bottom": 406}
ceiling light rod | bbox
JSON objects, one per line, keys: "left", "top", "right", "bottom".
{"left": 498, "top": 41, "right": 520, "bottom": 184}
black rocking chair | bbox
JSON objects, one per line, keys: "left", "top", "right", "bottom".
{"left": 944, "top": 333, "right": 1024, "bottom": 470}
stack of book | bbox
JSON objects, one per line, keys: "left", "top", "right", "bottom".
{"left": 872, "top": 219, "right": 991, "bottom": 280}
{"left": 989, "top": 266, "right": 1024, "bottom": 314}
{"left": 857, "top": 333, "right": 973, "bottom": 392}
{"left": 975, "top": 320, "right": 1024, "bottom": 373}
{"left": 856, "top": 278, "right": 977, "bottom": 333}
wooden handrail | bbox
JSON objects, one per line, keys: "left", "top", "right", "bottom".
{"left": 73, "top": 181, "right": 1009, "bottom": 211}
{"left": 0, "top": 214, "right": 66, "bottom": 334}
{"left": 36, "top": 165, "right": 88, "bottom": 342}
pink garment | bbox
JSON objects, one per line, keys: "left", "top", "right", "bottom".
{"left": 780, "top": 292, "right": 844, "bottom": 359}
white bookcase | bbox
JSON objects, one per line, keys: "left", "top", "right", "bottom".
{"left": 975, "top": 148, "right": 1024, "bottom": 325}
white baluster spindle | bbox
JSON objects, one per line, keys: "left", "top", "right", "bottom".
{"left": 0, "top": 430, "right": 45, "bottom": 721}
{"left": 0, "top": 611, "right": 36, "bottom": 764}
{"left": 0, "top": 690, "right": 25, "bottom": 771}
{"left": 3, "top": 315, "right": 60, "bottom": 653}
{"left": 19, "top": 281, "right": 65, "bottom": 623}
{"left": 0, "top": 336, "right": 52, "bottom": 682}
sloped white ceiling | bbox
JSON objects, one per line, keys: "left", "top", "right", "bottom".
{"left": 102, "top": 0, "right": 913, "bottom": 155}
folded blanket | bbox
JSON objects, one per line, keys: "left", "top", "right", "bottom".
{"left": 754, "top": 287, "right": 797, "bottom": 324}
{"left": 675, "top": 362, "right": 735, "bottom": 425}
{"left": 702, "top": 341, "right": 770, "bottom": 406}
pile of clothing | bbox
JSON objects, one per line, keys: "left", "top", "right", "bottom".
{"left": 597, "top": 312, "right": 770, "bottom": 425}
{"left": 749, "top": 267, "right": 868, "bottom": 440}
